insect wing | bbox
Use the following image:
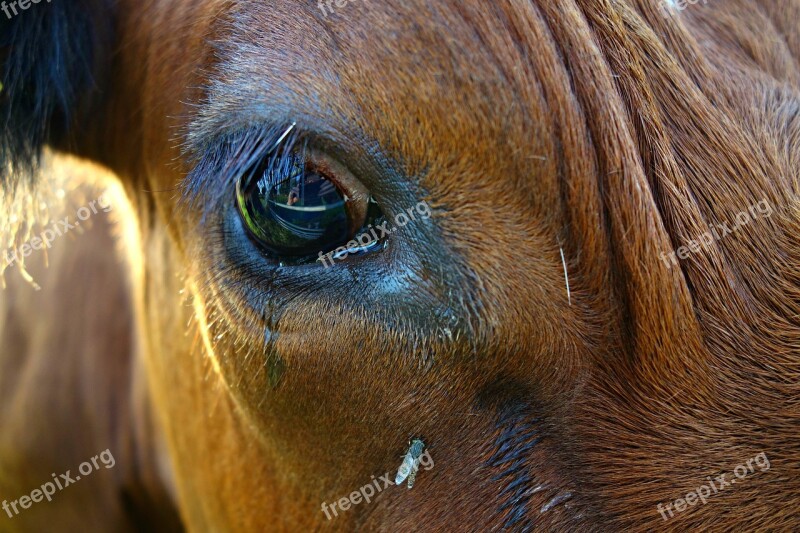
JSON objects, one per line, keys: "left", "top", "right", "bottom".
{"left": 395, "top": 454, "right": 415, "bottom": 485}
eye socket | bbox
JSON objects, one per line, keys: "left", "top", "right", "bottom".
{"left": 236, "top": 144, "right": 385, "bottom": 264}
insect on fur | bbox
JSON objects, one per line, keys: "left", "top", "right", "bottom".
{"left": 395, "top": 438, "right": 426, "bottom": 489}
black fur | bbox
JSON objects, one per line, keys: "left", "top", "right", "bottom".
{"left": 0, "top": 0, "right": 113, "bottom": 190}
{"left": 478, "top": 380, "right": 547, "bottom": 531}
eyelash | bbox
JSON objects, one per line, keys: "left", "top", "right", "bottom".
{"left": 180, "top": 124, "right": 309, "bottom": 224}
{"left": 239, "top": 123, "right": 306, "bottom": 194}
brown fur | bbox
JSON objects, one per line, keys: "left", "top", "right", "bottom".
{"left": 1, "top": 0, "right": 799, "bottom": 530}
{"left": 0, "top": 158, "right": 181, "bottom": 532}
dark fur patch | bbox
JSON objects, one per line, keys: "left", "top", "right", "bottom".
{"left": 478, "top": 380, "right": 544, "bottom": 531}
{"left": 0, "top": 0, "right": 113, "bottom": 190}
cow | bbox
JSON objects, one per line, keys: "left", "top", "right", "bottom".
{"left": 1, "top": 0, "right": 799, "bottom": 530}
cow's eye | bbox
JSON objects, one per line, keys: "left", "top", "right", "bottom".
{"left": 236, "top": 147, "right": 385, "bottom": 263}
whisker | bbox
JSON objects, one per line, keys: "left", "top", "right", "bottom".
{"left": 559, "top": 246, "right": 571, "bottom": 306}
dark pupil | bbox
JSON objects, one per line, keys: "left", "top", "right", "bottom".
{"left": 238, "top": 152, "right": 349, "bottom": 258}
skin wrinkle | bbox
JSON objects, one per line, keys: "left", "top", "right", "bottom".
{"left": 0, "top": 0, "right": 799, "bottom": 531}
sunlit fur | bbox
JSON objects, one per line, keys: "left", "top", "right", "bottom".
{"left": 1, "top": 0, "right": 799, "bottom": 530}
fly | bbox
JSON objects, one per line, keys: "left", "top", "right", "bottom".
{"left": 395, "top": 438, "right": 426, "bottom": 489}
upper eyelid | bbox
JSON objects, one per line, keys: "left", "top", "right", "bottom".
{"left": 179, "top": 124, "right": 307, "bottom": 222}
{"left": 179, "top": 116, "right": 419, "bottom": 226}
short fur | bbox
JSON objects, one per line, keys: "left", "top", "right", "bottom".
{"left": 1, "top": 0, "right": 798, "bottom": 530}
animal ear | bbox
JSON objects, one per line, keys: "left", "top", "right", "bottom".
{"left": 0, "top": 0, "right": 114, "bottom": 191}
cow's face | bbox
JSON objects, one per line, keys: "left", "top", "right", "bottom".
{"left": 3, "top": 0, "right": 799, "bottom": 530}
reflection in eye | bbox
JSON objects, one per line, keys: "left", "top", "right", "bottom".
{"left": 236, "top": 136, "right": 385, "bottom": 263}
